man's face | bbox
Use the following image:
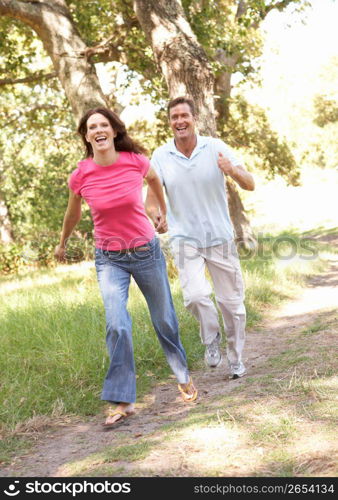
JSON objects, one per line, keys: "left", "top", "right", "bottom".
{"left": 169, "top": 103, "right": 196, "bottom": 141}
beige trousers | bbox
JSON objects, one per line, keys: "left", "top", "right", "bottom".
{"left": 172, "top": 241, "right": 246, "bottom": 371}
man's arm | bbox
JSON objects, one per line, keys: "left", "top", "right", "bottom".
{"left": 145, "top": 167, "right": 168, "bottom": 234}
{"left": 218, "top": 152, "right": 255, "bottom": 191}
{"left": 55, "top": 190, "right": 82, "bottom": 261}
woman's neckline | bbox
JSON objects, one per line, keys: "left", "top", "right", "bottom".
{"left": 91, "top": 151, "right": 122, "bottom": 167}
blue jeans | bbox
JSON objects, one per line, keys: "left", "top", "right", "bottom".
{"left": 95, "top": 237, "right": 190, "bottom": 403}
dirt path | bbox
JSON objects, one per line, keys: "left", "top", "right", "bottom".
{"left": 1, "top": 250, "right": 337, "bottom": 478}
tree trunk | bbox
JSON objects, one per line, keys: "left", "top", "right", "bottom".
{"left": 0, "top": 192, "right": 13, "bottom": 244}
{"left": 214, "top": 52, "right": 256, "bottom": 247}
{"left": 214, "top": 50, "right": 239, "bottom": 125}
{"left": 226, "top": 180, "right": 256, "bottom": 248}
{"left": 133, "top": 0, "right": 216, "bottom": 135}
{"left": 0, "top": 0, "right": 107, "bottom": 121}
{"left": 134, "top": 0, "right": 256, "bottom": 248}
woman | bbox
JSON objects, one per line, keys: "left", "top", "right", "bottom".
{"left": 55, "top": 107, "right": 197, "bottom": 429}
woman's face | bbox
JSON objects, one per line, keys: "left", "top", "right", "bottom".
{"left": 85, "top": 113, "right": 116, "bottom": 154}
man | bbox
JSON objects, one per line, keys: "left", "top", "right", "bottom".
{"left": 145, "top": 96, "right": 255, "bottom": 379}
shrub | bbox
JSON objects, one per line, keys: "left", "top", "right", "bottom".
{"left": 0, "top": 243, "right": 25, "bottom": 274}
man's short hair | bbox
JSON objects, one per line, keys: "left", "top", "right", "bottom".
{"left": 167, "top": 96, "right": 196, "bottom": 117}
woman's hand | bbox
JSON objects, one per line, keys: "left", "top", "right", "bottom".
{"left": 55, "top": 190, "right": 82, "bottom": 263}
{"left": 54, "top": 244, "right": 67, "bottom": 262}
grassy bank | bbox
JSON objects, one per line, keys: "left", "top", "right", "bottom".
{"left": 0, "top": 230, "right": 335, "bottom": 460}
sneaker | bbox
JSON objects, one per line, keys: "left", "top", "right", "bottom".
{"left": 229, "top": 363, "right": 246, "bottom": 380}
{"left": 204, "top": 333, "right": 222, "bottom": 368}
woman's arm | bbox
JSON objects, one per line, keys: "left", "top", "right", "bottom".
{"left": 54, "top": 189, "right": 82, "bottom": 261}
{"left": 145, "top": 167, "right": 168, "bottom": 234}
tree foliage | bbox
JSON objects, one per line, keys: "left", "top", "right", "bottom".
{"left": 0, "top": 0, "right": 315, "bottom": 267}
{"left": 224, "top": 96, "right": 299, "bottom": 184}
{"left": 313, "top": 95, "right": 338, "bottom": 128}
{"left": 304, "top": 54, "right": 338, "bottom": 169}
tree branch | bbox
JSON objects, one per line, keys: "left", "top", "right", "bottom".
{"left": 82, "top": 34, "right": 122, "bottom": 63}
{"left": 235, "top": 1, "right": 247, "bottom": 19}
{"left": 260, "top": 0, "right": 298, "bottom": 20}
{"left": 0, "top": 71, "right": 57, "bottom": 87}
{"left": 0, "top": 0, "right": 107, "bottom": 119}
{"left": 0, "top": 0, "right": 72, "bottom": 21}
{"left": 0, "top": 0, "right": 43, "bottom": 27}
{"left": 234, "top": 0, "right": 300, "bottom": 25}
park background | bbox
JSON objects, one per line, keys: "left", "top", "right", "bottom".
{"left": 0, "top": 0, "right": 337, "bottom": 477}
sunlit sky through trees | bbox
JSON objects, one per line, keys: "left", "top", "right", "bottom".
{"left": 247, "top": 0, "right": 338, "bottom": 136}
{"left": 104, "top": 0, "right": 338, "bottom": 130}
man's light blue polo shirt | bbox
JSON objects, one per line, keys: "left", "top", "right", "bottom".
{"left": 151, "top": 135, "right": 242, "bottom": 248}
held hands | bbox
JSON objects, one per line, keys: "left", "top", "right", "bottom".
{"left": 218, "top": 152, "right": 235, "bottom": 177}
{"left": 149, "top": 211, "right": 168, "bottom": 234}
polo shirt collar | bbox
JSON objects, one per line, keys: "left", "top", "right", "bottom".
{"left": 167, "top": 135, "right": 208, "bottom": 159}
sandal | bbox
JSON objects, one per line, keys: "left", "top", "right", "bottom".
{"left": 102, "top": 408, "right": 135, "bottom": 430}
{"left": 178, "top": 377, "right": 198, "bottom": 403}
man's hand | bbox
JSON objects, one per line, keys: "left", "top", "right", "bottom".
{"left": 218, "top": 152, "right": 255, "bottom": 191}
{"left": 217, "top": 152, "right": 235, "bottom": 176}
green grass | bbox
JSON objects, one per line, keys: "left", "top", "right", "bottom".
{"left": 51, "top": 439, "right": 156, "bottom": 477}
{"left": 0, "top": 229, "right": 334, "bottom": 445}
{"left": 250, "top": 416, "right": 297, "bottom": 444}
{"left": 0, "top": 436, "right": 32, "bottom": 465}
{"left": 301, "top": 321, "right": 327, "bottom": 335}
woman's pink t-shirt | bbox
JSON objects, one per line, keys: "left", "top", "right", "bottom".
{"left": 69, "top": 152, "right": 155, "bottom": 250}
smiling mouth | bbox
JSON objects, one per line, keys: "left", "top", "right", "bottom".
{"left": 95, "top": 136, "right": 107, "bottom": 143}
{"left": 176, "top": 127, "right": 187, "bottom": 131}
